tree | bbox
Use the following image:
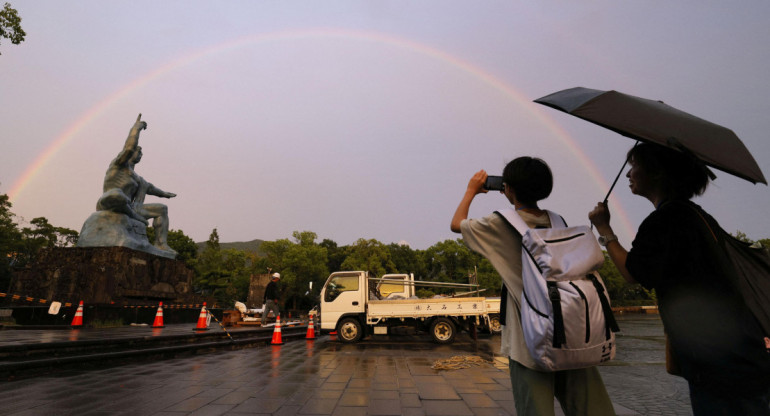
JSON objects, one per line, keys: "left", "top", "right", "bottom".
{"left": 0, "top": 3, "right": 25, "bottom": 55}
{"left": 194, "top": 228, "right": 254, "bottom": 305}
{"left": 340, "top": 238, "right": 395, "bottom": 277}
{"left": 0, "top": 192, "right": 21, "bottom": 289}
{"left": 15, "top": 217, "right": 78, "bottom": 266}
{"left": 320, "top": 238, "right": 345, "bottom": 272}
{"left": 597, "top": 252, "right": 655, "bottom": 306}
{"left": 194, "top": 229, "right": 223, "bottom": 295}
{"left": 473, "top": 256, "right": 501, "bottom": 296}
{"left": 387, "top": 242, "right": 427, "bottom": 277}
{"left": 166, "top": 229, "right": 198, "bottom": 265}
{"left": 423, "top": 239, "right": 476, "bottom": 283}
{"left": 259, "top": 231, "right": 329, "bottom": 312}
{"left": 282, "top": 231, "right": 328, "bottom": 310}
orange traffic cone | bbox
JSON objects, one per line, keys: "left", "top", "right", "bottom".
{"left": 151, "top": 302, "right": 165, "bottom": 328}
{"left": 271, "top": 315, "right": 284, "bottom": 345}
{"left": 193, "top": 302, "right": 210, "bottom": 331}
{"left": 71, "top": 301, "right": 84, "bottom": 327}
{"left": 305, "top": 314, "right": 316, "bottom": 340}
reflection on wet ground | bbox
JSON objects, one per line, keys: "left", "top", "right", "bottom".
{"left": 0, "top": 314, "right": 695, "bottom": 415}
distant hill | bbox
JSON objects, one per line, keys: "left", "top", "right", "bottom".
{"left": 196, "top": 239, "right": 265, "bottom": 256}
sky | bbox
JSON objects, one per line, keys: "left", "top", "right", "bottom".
{"left": 2, "top": 1, "right": 770, "bottom": 250}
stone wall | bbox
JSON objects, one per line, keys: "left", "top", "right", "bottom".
{"left": 12, "top": 246, "right": 197, "bottom": 305}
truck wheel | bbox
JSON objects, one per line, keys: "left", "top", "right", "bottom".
{"left": 430, "top": 317, "right": 456, "bottom": 344}
{"left": 337, "top": 317, "right": 363, "bottom": 343}
{"left": 488, "top": 315, "right": 502, "bottom": 335}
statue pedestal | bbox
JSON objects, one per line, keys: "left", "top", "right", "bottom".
{"left": 11, "top": 247, "right": 196, "bottom": 305}
{"left": 77, "top": 211, "right": 176, "bottom": 259}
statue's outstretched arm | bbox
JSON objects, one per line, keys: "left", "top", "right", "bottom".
{"left": 147, "top": 182, "right": 176, "bottom": 199}
{"left": 115, "top": 114, "right": 148, "bottom": 165}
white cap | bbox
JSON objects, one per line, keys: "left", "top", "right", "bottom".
{"left": 272, "top": 272, "right": 281, "bottom": 279}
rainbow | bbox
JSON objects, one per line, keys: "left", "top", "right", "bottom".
{"left": 7, "top": 27, "right": 635, "bottom": 237}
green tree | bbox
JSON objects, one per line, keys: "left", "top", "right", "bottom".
{"left": 423, "top": 239, "right": 476, "bottom": 284}
{"left": 194, "top": 229, "right": 253, "bottom": 305}
{"left": 0, "top": 3, "right": 25, "bottom": 55}
{"left": 340, "top": 238, "right": 395, "bottom": 277}
{"left": 734, "top": 230, "right": 752, "bottom": 243}
{"left": 281, "top": 231, "right": 328, "bottom": 310}
{"left": 598, "top": 252, "right": 655, "bottom": 306}
{"left": 166, "top": 229, "right": 198, "bottom": 265}
{"left": 473, "top": 255, "right": 501, "bottom": 296}
{"left": 0, "top": 192, "right": 21, "bottom": 289}
{"left": 15, "top": 217, "right": 78, "bottom": 266}
{"left": 320, "top": 238, "right": 345, "bottom": 272}
{"left": 195, "top": 229, "right": 223, "bottom": 295}
{"left": 387, "top": 243, "right": 427, "bottom": 277}
{"left": 258, "top": 231, "right": 329, "bottom": 312}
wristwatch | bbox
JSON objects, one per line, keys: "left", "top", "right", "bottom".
{"left": 598, "top": 234, "right": 618, "bottom": 247}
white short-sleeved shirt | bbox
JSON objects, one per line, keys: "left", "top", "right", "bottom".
{"left": 460, "top": 210, "right": 551, "bottom": 370}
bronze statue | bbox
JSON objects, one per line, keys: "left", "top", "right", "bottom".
{"left": 77, "top": 114, "right": 177, "bottom": 258}
{"left": 96, "top": 114, "right": 176, "bottom": 251}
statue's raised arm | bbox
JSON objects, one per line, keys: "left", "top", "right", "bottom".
{"left": 115, "top": 114, "right": 148, "bottom": 166}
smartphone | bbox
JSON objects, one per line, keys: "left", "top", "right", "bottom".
{"left": 484, "top": 175, "right": 504, "bottom": 191}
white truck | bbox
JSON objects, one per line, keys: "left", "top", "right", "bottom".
{"left": 316, "top": 271, "right": 501, "bottom": 344}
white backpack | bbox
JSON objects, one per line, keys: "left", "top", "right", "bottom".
{"left": 497, "top": 208, "right": 619, "bottom": 371}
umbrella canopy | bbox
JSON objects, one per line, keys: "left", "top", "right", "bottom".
{"left": 535, "top": 87, "right": 766, "bottom": 185}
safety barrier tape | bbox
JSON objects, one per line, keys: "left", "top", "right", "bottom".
{"left": 0, "top": 291, "right": 218, "bottom": 310}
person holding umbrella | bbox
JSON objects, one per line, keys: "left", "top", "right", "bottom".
{"left": 451, "top": 157, "right": 615, "bottom": 416}
{"left": 589, "top": 143, "right": 770, "bottom": 415}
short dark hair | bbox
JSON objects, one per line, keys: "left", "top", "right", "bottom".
{"left": 502, "top": 157, "right": 553, "bottom": 205}
{"left": 627, "top": 143, "right": 710, "bottom": 200}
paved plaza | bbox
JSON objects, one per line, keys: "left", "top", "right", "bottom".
{"left": 0, "top": 315, "right": 693, "bottom": 415}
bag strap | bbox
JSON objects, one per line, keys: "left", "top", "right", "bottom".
{"left": 547, "top": 281, "right": 566, "bottom": 347}
{"left": 587, "top": 272, "right": 621, "bottom": 337}
{"left": 681, "top": 202, "right": 718, "bottom": 242}
{"left": 496, "top": 208, "right": 566, "bottom": 235}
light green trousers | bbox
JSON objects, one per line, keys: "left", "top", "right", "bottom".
{"left": 509, "top": 360, "right": 615, "bottom": 416}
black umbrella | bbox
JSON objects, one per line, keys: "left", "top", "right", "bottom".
{"left": 535, "top": 87, "right": 767, "bottom": 200}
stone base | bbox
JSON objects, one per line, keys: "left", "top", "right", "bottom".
{"left": 12, "top": 247, "right": 196, "bottom": 305}
{"left": 77, "top": 210, "right": 177, "bottom": 259}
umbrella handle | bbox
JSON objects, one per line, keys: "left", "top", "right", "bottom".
{"left": 603, "top": 159, "right": 629, "bottom": 204}
{"left": 603, "top": 141, "right": 638, "bottom": 204}
{"left": 592, "top": 142, "right": 637, "bottom": 232}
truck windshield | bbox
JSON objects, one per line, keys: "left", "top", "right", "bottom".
{"left": 324, "top": 274, "right": 360, "bottom": 302}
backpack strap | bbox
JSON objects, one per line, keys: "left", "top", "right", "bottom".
{"left": 496, "top": 208, "right": 566, "bottom": 233}
{"left": 587, "top": 272, "right": 620, "bottom": 338}
{"left": 547, "top": 281, "right": 566, "bottom": 347}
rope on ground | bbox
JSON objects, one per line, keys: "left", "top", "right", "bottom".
{"left": 431, "top": 355, "right": 492, "bottom": 371}
{"left": 206, "top": 309, "right": 235, "bottom": 342}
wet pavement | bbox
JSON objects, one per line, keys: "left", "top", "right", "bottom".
{"left": 0, "top": 315, "right": 693, "bottom": 415}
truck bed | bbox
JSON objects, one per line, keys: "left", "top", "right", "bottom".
{"left": 367, "top": 297, "right": 487, "bottom": 319}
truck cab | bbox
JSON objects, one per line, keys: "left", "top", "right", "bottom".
{"left": 320, "top": 271, "right": 367, "bottom": 333}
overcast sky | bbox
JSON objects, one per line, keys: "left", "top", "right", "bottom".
{"left": 2, "top": 1, "right": 770, "bottom": 249}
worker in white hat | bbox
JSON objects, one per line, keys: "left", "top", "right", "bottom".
{"left": 262, "top": 272, "right": 281, "bottom": 326}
